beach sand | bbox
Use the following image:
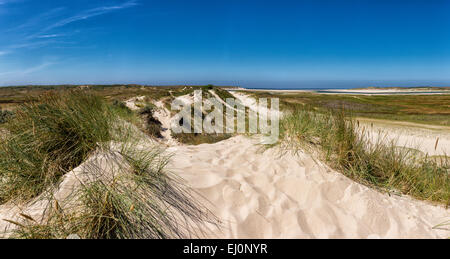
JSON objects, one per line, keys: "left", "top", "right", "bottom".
{"left": 167, "top": 135, "right": 449, "bottom": 239}
{"left": 151, "top": 92, "right": 450, "bottom": 238}
{"left": 164, "top": 92, "right": 449, "bottom": 238}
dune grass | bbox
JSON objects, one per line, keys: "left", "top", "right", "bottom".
{"left": 280, "top": 105, "right": 450, "bottom": 205}
{"left": 0, "top": 91, "right": 114, "bottom": 203}
{"left": 1, "top": 90, "right": 215, "bottom": 238}
{"left": 9, "top": 147, "right": 213, "bottom": 239}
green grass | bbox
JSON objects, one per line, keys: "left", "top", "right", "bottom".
{"left": 0, "top": 91, "right": 114, "bottom": 203}
{"left": 280, "top": 104, "right": 450, "bottom": 206}
{"left": 111, "top": 99, "right": 134, "bottom": 118}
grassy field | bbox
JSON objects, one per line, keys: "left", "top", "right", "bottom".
{"left": 245, "top": 91, "right": 450, "bottom": 127}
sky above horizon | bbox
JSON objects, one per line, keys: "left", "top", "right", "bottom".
{"left": 0, "top": 0, "right": 449, "bottom": 88}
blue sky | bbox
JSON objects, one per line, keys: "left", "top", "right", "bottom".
{"left": 0, "top": 0, "right": 449, "bottom": 88}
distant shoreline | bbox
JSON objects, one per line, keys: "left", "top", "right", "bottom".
{"left": 232, "top": 86, "right": 450, "bottom": 95}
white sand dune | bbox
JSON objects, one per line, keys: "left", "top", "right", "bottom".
{"left": 168, "top": 136, "right": 449, "bottom": 238}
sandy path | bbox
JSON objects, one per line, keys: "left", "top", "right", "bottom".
{"left": 168, "top": 136, "right": 449, "bottom": 239}
{"left": 358, "top": 118, "right": 450, "bottom": 156}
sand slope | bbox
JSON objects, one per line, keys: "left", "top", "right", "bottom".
{"left": 168, "top": 136, "right": 449, "bottom": 239}
{"left": 358, "top": 118, "right": 450, "bottom": 156}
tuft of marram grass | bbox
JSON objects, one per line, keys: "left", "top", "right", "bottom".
{"left": 0, "top": 91, "right": 115, "bottom": 203}
{"left": 280, "top": 105, "right": 450, "bottom": 205}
